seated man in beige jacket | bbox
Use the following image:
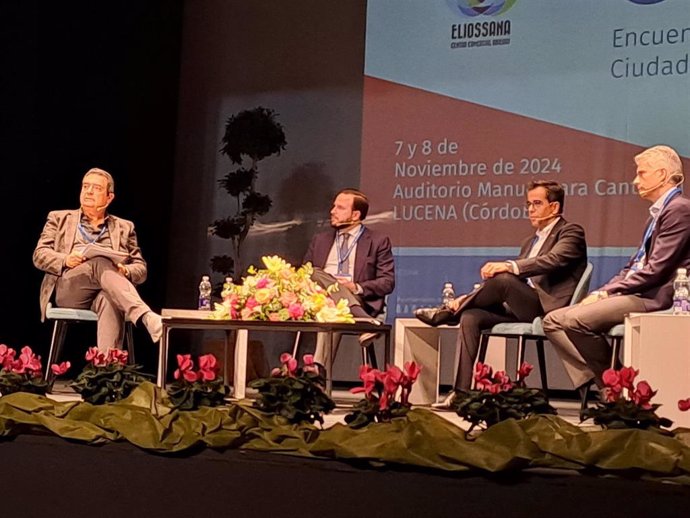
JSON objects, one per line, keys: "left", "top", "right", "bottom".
{"left": 33, "top": 167, "right": 162, "bottom": 352}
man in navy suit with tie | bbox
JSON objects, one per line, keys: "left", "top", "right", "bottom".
{"left": 303, "top": 188, "right": 395, "bottom": 364}
{"left": 544, "top": 145, "right": 690, "bottom": 391}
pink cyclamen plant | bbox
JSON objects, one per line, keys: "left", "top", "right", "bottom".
{"left": 602, "top": 366, "right": 656, "bottom": 409}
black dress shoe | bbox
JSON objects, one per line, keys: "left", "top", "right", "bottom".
{"left": 414, "top": 307, "right": 458, "bottom": 327}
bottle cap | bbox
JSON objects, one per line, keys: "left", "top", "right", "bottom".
{"left": 678, "top": 268, "right": 687, "bottom": 276}
{"left": 202, "top": 275, "right": 210, "bottom": 281}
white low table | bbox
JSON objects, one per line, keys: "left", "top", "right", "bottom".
{"left": 394, "top": 318, "right": 507, "bottom": 405}
{"left": 159, "top": 310, "right": 391, "bottom": 399}
{"left": 624, "top": 313, "right": 690, "bottom": 428}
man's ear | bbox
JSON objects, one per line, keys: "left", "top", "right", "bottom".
{"left": 352, "top": 209, "right": 361, "bottom": 222}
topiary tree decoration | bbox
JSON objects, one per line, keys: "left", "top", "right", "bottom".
{"left": 209, "top": 107, "right": 287, "bottom": 277}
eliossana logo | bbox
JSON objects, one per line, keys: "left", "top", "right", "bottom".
{"left": 449, "top": 0, "right": 517, "bottom": 17}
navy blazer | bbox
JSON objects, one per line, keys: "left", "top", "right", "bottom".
{"left": 303, "top": 226, "right": 395, "bottom": 317}
{"left": 601, "top": 193, "right": 690, "bottom": 310}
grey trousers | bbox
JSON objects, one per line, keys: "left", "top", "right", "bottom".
{"left": 542, "top": 295, "right": 648, "bottom": 388}
{"left": 55, "top": 257, "right": 151, "bottom": 352}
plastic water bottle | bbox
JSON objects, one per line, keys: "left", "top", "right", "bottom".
{"left": 672, "top": 268, "right": 690, "bottom": 315}
{"left": 441, "top": 282, "right": 455, "bottom": 307}
{"left": 198, "top": 275, "right": 212, "bottom": 310}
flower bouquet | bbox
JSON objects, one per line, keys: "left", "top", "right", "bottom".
{"left": 250, "top": 353, "right": 335, "bottom": 425}
{"left": 581, "top": 366, "right": 672, "bottom": 430}
{"left": 453, "top": 362, "right": 556, "bottom": 432}
{"left": 0, "top": 344, "right": 61, "bottom": 396}
{"left": 211, "top": 255, "right": 354, "bottom": 323}
{"left": 71, "top": 347, "right": 151, "bottom": 404}
{"left": 344, "top": 362, "right": 421, "bottom": 429}
{"left": 166, "top": 353, "right": 228, "bottom": 410}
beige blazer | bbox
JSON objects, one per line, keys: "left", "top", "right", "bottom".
{"left": 33, "top": 209, "right": 147, "bottom": 321}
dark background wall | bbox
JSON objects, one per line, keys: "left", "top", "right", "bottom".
{"left": 0, "top": 0, "right": 368, "bottom": 375}
{"left": 0, "top": 1, "right": 184, "bottom": 367}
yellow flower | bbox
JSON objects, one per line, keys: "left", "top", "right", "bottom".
{"left": 262, "top": 255, "right": 291, "bottom": 272}
{"left": 305, "top": 292, "right": 328, "bottom": 313}
{"left": 254, "top": 288, "right": 273, "bottom": 305}
{"left": 315, "top": 299, "right": 354, "bottom": 323}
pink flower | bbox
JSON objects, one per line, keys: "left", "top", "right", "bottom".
{"left": 1, "top": 347, "right": 17, "bottom": 370}
{"left": 245, "top": 297, "right": 258, "bottom": 310}
{"left": 379, "top": 391, "right": 391, "bottom": 411}
{"left": 271, "top": 367, "right": 282, "bottom": 377}
{"left": 351, "top": 365, "right": 377, "bottom": 396}
{"left": 107, "top": 349, "right": 128, "bottom": 365}
{"left": 279, "top": 353, "right": 297, "bottom": 375}
{"left": 383, "top": 366, "right": 404, "bottom": 395}
{"left": 602, "top": 369, "right": 621, "bottom": 389}
{"left": 631, "top": 380, "right": 656, "bottom": 410}
{"left": 198, "top": 354, "right": 219, "bottom": 381}
{"left": 198, "top": 368, "right": 216, "bottom": 381}
{"left": 50, "top": 361, "right": 71, "bottom": 376}
{"left": 279, "top": 291, "right": 298, "bottom": 307}
{"left": 474, "top": 362, "right": 492, "bottom": 383}
{"left": 256, "top": 277, "right": 270, "bottom": 289}
{"left": 678, "top": 398, "right": 690, "bottom": 412}
{"left": 303, "top": 354, "right": 315, "bottom": 366}
{"left": 19, "top": 346, "right": 42, "bottom": 373}
{"left": 174, "top": 354, "right": 197, "bottom": 382}
{"left": 492, "top": 370, "right": 513, "bottom": 391}
{"left": 8, "top": 359, "right": 25, "bottom": 374}
{"left": 488, "top": 383, "right": 503, "bottom": 394}
{"left": 0, "top": 344, "right": 11, "bottom": 363}
{"left": 85, "top": 347, "right": 107, "bottom": 367}
{"left": 287, "top": 303, "right": 305, "bottom": 320}
{"left": 268, "top": 312, "right": 282, "bottom": 321}
{"left": 604, "top": 385, "right": 622, "bottom": 402}
{"left": 517, "top": 362, "right": 533, "bottom": 380}
{"left": 198, "top": 354, "right": 218, "bottom": 372}
{"left": 403, "top": 361, "right": 421, "bottom": 384}
{"left": 618, "top": 366, "right": 638, "bottom": 390}
{"left": 475, "top": 377, "right": 493, "bottom": 391}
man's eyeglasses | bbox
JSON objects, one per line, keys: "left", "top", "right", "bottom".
{"left": 82, "top": 183, "right": 106, "bottom": 193}
{"left": 525, "top": 200, "right": 552, "bottom": 209}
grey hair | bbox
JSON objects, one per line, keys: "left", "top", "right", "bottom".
{"left": 83, "top": 167, "right": 115, "bottom": 193}
{"left": 635, "top": 145, "right": 684, "bottom": 184}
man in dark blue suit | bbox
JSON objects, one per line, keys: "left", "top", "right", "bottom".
{"left": 304, "top": 188, "right": 395, "bottom": 364}
{"left": 545, "top": 145, "right": 690, "bottom": 390}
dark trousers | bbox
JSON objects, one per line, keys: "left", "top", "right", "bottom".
{"left": 310, "top": 267, "right": 370, "bottom": 318}
{"left": 454, "top": 273, "right": 543, "bottom": 390}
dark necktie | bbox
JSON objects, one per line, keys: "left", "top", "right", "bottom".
{"left": 338, "top": 233, "right": 350, "bottom": 275}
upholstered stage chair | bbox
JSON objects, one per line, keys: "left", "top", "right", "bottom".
{"left": 476, "top": 262, "right": 594, "bottom": 392}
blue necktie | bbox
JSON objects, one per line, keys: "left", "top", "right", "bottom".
{"left": 338, "top": 233, "right": 350, "bottom": 275}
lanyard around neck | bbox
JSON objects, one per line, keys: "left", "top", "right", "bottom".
{"left": 632, "top": 187, "right": 681, "bottom": 263}
{"left": 78, "top": 220, "right": 107, "bottom": 245}
{"left": 336, "top": 226, "right": 365, "bottom": 267}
